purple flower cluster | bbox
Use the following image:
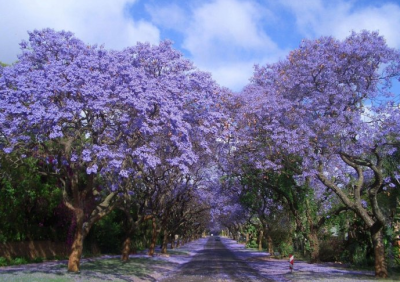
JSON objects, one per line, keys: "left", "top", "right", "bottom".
{"left": 0, "top": 29, "right": 226, "bottom": 194}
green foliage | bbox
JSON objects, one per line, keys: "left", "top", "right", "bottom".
{"left": 343, "top": 244, "right": 375, "bottom": 267}
{"left": 12, "top": 257, "right": 29, "bottom": 265}
{"left": 243, "top": 223, "right": 258, "bottom": 248}
{"left": 31, "top": 257, "right": 44, "bottom": 263}
{"left": 393, "top": 245, "right": 400, "bottom": 267}
{"left": 391, "top": 199, "right": 400, "bottom": 267}
{"left": 278, "top": 241, "right": 293, "bottom": 257}
{"left": 91, "top": 210, "right": 125, "bottom": 254}
{"left": 52, "top": 255, "right": 68, "bottom": 261}
{"left": 0, "top": 257, "right": 8, "bottom": 266}
{"left": 246, "top": 235, "right": 258, "bottom": 249}
{"left": 0, "top": 256, "right": 44, "bottom": 266}
{"left": 0, "top": 154, "right": 63, "bottom": 242}
{"left": 319, "top": 237, "right": 344, "bottom": 262}
{"left": 342, "top": 219, "right": 374, "bottom": 267}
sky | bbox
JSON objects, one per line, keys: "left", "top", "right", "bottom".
{"left": 1, "top": 0, "right": 400, "bottom": 92}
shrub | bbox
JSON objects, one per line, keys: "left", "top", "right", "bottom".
{"left": 0, "top": 257, "right": 8, "bottom": 266}
{"left": 12, "top": 257, "right": 28, "bottom": 265}
{"left": 278, "top": 242, "right": 293, "bottom": 257}
{"left": 31, "top": 257, "right": 44, "bottom": 263}
{"left": 246, "top": 238, "right": 258, "bottom": 249}
{"left": 319, "top": 237, "right": 344, "bottom": 262}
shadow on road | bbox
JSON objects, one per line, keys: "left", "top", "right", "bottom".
{"left": 159, "top": 237, "right": 273, "bottom": 282}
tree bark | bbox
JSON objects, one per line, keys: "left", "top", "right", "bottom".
{"left": 148, "top": 218, "right": 158, "bottom": 256}
{"left": 120, "top": 208, "right": 135, "bottom": 262}
{"left": 305, "top": 198, "right": 320, "bottom": 263}
{"left": 318, "top": 157, "right": 388, "bottom": 277}
{"left": 267, "top": 234, "right": 273, "bottom": 254}
{"left": 64, "top": 172, "right": 117, "bottom": 272}
{"left": 170, "top": 234, "right": 175, "bottom": 249}
{"left": 67, "top": 209, "right": 84, "bottom": 272}
{"left": 308, "top": 229, "right": 320, "bottom": 263}
{"left": 371, "top": 225, "right": 388, "bottom": 278}
{"left": 161, "top": 229, "right": 168, "bottom": 254}
{"left": 121, "top": 236, "right": 131, "bottom": 262}
{"left": 258, "top": 230, "right": 263, "bottom": 251}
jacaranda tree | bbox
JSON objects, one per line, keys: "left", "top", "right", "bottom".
{"left": 0, "top": 29, "right": 224, "bottom": 272}
{"left": 243, "top": 31, "right": 400, "bottom": 277}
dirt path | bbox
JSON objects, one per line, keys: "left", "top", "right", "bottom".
{"left": 159, "top": 237, "right": 272, "bottom": 282}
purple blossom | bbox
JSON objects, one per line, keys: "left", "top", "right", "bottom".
{"left": 82, "top": 149, "right": 91, "bottom": 162}
{"left": 361, "top": 200, "right": 368, "bottom": 208}
{"left": 87, "top": 164, "right": 98, "bottom": 174}
{"left": 3, "top": 147, "right": 13, "bottom": 153}
{"left": 110, "top": 184, "right": 118, "bottom": 192}
{"left": 119, "top": 169, "right": 129, "bottom": 178}
{"left": 49, "top": 125, "right": 63, "bottom": 139}
{"left": 70, "top": 154, "right": 78, "bottom": 162}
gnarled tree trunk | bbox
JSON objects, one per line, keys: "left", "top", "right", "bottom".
{"left": 371, "top": 225, "right": 387, "bottom": 278}
{"left": 67, "top": 209, "right": 84, "bottom": 272}
{"left": 308, "top": 229, "right": 320, "bottom": 263}
{"left": 318, "top": 154, "right": 388, "bottom": 278}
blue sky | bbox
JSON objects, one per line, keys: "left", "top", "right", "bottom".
{"left": 1, "top": 0, "right": 400, "bottom": 92}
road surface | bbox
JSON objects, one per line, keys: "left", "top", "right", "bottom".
{"left": 159, "top": 237, "right": 273, "bottom": 282}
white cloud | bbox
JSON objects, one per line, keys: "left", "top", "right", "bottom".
{"left": 184, "top": 0, "right": 277, "bottom": 61}
{"left": 282, "top": 0, "right": 400, "bottom": 48}
{"left": 0, "top": 0, "right": 160, "bottom": 64}
{"left": 330, "top": 4, "right": 400, "bottom": 48}
{"left": 207, "top": 62, "right": 255, "bottom": 92}
{"left": 145, "top": 3, "right": 187, "bottom": 30}
{"left": 147, "top": 0, "right": 281, "bottom": 91}
{"left": 196, "top": 46, "right": 290, "bottom": 93}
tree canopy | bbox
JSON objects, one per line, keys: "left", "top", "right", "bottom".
{"left": 1, "top": 29, "right": 400, "bottom": 278}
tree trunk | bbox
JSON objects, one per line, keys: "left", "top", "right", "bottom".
{"left": 148, "top": 218, "right": 158, "bottom": 256}
{"left": 258, "top": 230, "right": 263, "bottom": 251}
{"left": 371, "top": 225, "right": 388, "bottom": 278}
{"left": 308, "top": 229, "right": 320, "bottom": 263}
{"left": 305, "top": 198, "right": 320, "bottom": 263}
{"left": 170, "top": 234, "right": 175, "bottom": 249}
{"left": 67, "top": 209, "right": 84, "bottom": 272}
{"left": 121, "top": 236, "right": 131, "bottom": 262}
{"left": 161, "top": 229, "right": 168, "bottom": 254}
{"left": 267, "top": 234, "right": 273, "bottom": 254}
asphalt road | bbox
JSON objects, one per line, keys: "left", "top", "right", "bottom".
{"left": 159, "top": 237, "right": 273, "bottom": 282}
